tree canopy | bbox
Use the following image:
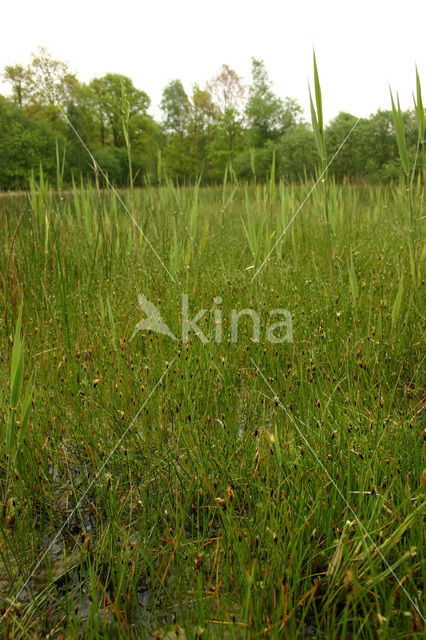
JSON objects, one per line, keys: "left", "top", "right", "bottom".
{"left": 0, "top": 48, "right": 422, "bottom": 189}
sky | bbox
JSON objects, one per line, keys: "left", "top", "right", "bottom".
{"left": 1, "top": 0, "right": 425, "bottom": 123}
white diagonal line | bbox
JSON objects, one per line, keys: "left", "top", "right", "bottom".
{"left": 0, "top": 358, "right": 175, "bottom": 624}
{"left": 251, "top": 117, "right": 360, "bottom": 282}
{"left": 251, "top": 357, "right": 425, "bottom": 622}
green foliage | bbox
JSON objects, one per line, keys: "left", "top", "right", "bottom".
{"left": 6, "top": 302, "right": 34, "bottom": 474}
{"left": 93, "top": 146, "right": 139, "bottom": 186}
{"left": 89, "top": 73, "right": 150, "bottom": 147}
{"left": 207, "top": 108, "right": 244, "bottom": 179}
{"left": 162, "top": 132, "right": 194, "bottom": 179}
{"left": 3, "top": 47, "right": 78, "bottom": 111}
{"left": 309, "top": 52, "right": 326, "bottom": 173}
{"left": 0, "top": 96, "right": 57, "bottom": 189}
{"left": 325, "top": 113, "right": 361, "bottom": 179}
{"left": 161, "top": 79, "right": 189, "bottom": 134}
{"left": 414, "top": 67, "right": 425, "bottom": 174}
{"left": 246, "top": 58, "right": 302, "bottom": 146}
{"left": 2, "top": 63, "right": 29, "bottom": 108}
{"left": 0, "top": 61, "right": 424, "bottom": 640}
{"left": 0, "top": 51, "right": 424, "bottom": 188}
{"left": 277, "top": 123, "right": 317, "bottom": 180}
{"left": 390, "top": 91, "right": 410, "bottom": 177}
{"left": 355, "top": 110, "right": 402, "bottom": 180}
{"left": 233, "top": 144, "right": 275, "bottom": 181}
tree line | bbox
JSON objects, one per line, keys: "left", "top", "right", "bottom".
{"left": 0, "top": 48, "right": 421, "bottom": 190}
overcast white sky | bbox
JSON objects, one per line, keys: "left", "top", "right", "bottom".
{"left": 1, "top": 0, "right": 425, "bottom": 122}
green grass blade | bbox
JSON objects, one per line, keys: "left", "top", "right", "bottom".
{"left": 309, "top": 86, "right": 324, "bottom": 162}
{"left": 414, "top": 66, "right": 425, "bottom": 139}
{"left": 269, "top": 149, "right": 276, "bottom": 202}
{"left": 10, "top": 303, "right": 24, "bottom": 408}
{"left": 348, "top": 248, "right": 358, "bottom": 304}
{"left": 391, "top": 272, "right": 404, "bottom": 329}
{"left": 18, "top": 373, "right": 34, "bottom": 446}
{"left": 313, "top": 51, "right": 324, "bottom": 134}
{"left": 390, "top": 90, "right": 410, "bottom": 177}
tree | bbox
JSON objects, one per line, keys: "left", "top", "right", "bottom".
{"left": 160, "top": 79, "right": 189, "bottom": 134}
{"left": 130, "top": 113, "right": 164, "bottom": 181}
{"left": 233, "top": 144, "right": 275, "bottom": 181}
{"left": 346, "top": 109, "right": 418, "bottom": 181}
{"left": 0, "top": 96, "right": 56, "bottom": 189}
{"left": 277, "top": 123, "right": 317, "bottom": 181}
{"left": 280, "top": 97, "right": 303, "bottom": 133}
{"left": 188, "top": 84, "right": 219, "bottom": 134}
{"left": 208, "top": 109, "right": 244, "bottom": 179}
{"left": 64, "top": 97, "right": 101, "bottom": 179}
{"left": 325, "top": 112, "right": 363, "bottom": 180}
{"left": 25, "top": 47, "right": 79, "bottom": 108}
{"left": 2, "top": 64, "right": 30, "bottom": 108}
{"left": 246, "top": 58, "right": 302, "bottom": 146}
{"left": 208, "top": 64, "right": 245, "bottom": 114}
{"left": 162, "top": 132, "right": 193, "bottom": 180}
{"left": 206, "top": 65, "right": 245, "bottom": 177}
{"left": 89, "top": 74, "right": 150, "bottom": 147}
{"left": 3, "top": 49, "right": 81, "bottom": 135}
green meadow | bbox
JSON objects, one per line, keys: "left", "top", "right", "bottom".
{"left": 0, "top": 60, "right": 425, "bottom": 640}
{"left": 0, "top": 170, "right": 425, "bottom": 638}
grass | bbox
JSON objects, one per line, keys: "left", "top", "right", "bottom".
{"left": 0, "top": 169, "right": 424, "bottom": 639}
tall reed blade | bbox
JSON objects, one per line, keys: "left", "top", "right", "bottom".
{"left": 309, "top": 52, "right": 326, "bottom": 172}
{"left": 390, "top": 90, "right": 410, "bottom": 178}
{"left": 413, "top": 67, "right": 425, "bottom": 173}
